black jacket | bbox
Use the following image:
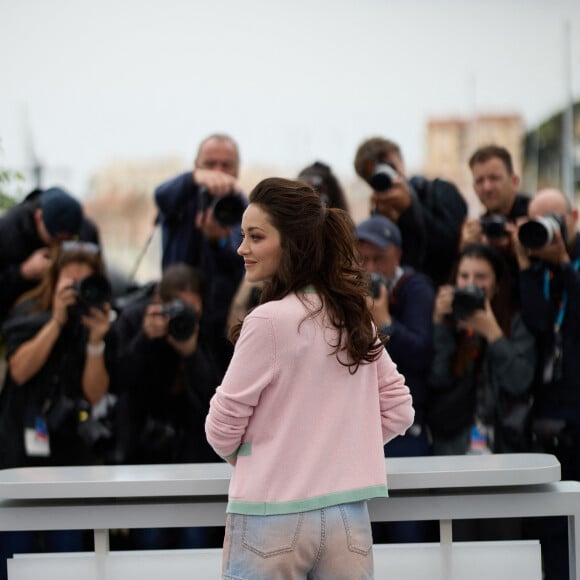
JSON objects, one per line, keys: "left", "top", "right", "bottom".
{"left": 0, "top": 190, "right": 100, "bottom": 321}
{"left": 112, "top": 300, "right": 221, "bottom": 464}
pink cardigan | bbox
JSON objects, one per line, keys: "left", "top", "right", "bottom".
{"left": 205, "top": 293, "right": 414, "bottom": 515}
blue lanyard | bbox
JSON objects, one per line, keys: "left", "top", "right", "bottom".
{"left": 543, "top": 258, "right": 580, "bottom": 331}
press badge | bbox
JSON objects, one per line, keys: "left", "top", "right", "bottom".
{"left": 24, "top": 416, "right": 51, "bottom": 457}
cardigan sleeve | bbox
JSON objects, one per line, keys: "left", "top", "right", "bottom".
{"left": 376, "top": 349, "right": 415, "bottom": 444}
{"left": 205, "top": 314, "right": 276, "bottom": 459}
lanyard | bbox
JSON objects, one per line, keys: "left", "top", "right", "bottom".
{"left": 543, "top": 258, "right": 580, "bottom": 332}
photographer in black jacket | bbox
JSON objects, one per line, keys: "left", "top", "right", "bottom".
{"left": 0, "top": 187, "right": 100, "bottom": 323}
{"left": 354, "top": 136, "right": 467, "bottom": 287}
{"left": 112, "top": 263, "right": 221, "bottom": 548}
{"left": 514, "top": 188, "right": 580, "bottom": 580}
{"left": 154, "top": 134, "right": 245, "bottom": 376}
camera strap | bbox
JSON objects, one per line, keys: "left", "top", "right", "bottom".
{"left": 543, "top": 258, "right": 580, "bottom": 332}
{"left": 542, "top": 258, "right": 580, "bottom": 383}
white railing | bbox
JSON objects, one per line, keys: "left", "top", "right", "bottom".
{"left": 0, "top": 454, "right": 578, "bottom": 579}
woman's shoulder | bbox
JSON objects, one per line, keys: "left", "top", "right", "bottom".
{"left": 246, "top": 293, "right": 317, "bottom": 322}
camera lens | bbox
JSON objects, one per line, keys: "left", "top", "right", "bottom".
{"left": 518, "top": 216, "right": 560, "bottom": 250}
{"left": 369, "top": 163, "right": 398, "bottom": 192}
{"left": 452, "top": 285, "right": 486, "bottom": 320}
{"left": 213, "top": 194, "right": 246, "bottom": 227}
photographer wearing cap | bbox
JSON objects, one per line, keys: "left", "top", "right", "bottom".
{"left": 0, "top": 187, "right": 100, "bottom": 322}
{"left": 154, "top": 134, "right": 246, "bottom": 375}
{"left": 354, "top": 137, "right": 467, "bottom": 287}
{"left": 356, "top": 213, "right": 434, "bottom": 543}
{"left": 514, "top": 188, "right": 580, "bottom": 580}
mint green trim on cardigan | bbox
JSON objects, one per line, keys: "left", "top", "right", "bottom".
{"left": 226, "top": 484, "right": 388, "bottom": 516}
{"left": 224, "top": 442, "right": 252, "bottom": 461}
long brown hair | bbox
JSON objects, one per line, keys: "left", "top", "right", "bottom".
{"left": 230, "top": 177, "right": 383, "bottom": 373}
{"left": 16, "top": 243, "right": 106, "bottom": 314}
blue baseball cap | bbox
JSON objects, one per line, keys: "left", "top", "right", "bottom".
{"left": 355, "top": 214, "right": 402, "bottom": 249}
{"left": 40, "top": 187, "right": 83, "bottom": 237}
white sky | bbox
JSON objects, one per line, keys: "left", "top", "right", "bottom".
{"left": 1, "top": 0, "right": 579, "bottom": 198}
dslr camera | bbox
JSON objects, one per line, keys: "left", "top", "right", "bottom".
{"left": 71, "top": 274, "right": 112, "bottom": 315}
{"left": 368, "top": 272, "right": 388, "bottom": 298}
{"left": 197, "top": 186, "right": 245, "bottom": 227}
{"left": 369, "top": 162, "right": 399, "bottom": 192}
{"left": 480, "top": 214, "right": 508, "bottom": 239}
{"left": 451, "top": 284, "right": 486, "bottom": 320}
{"left": 161, "top": 298, "right": 198, "bottom": 341}
{"left": 518, "top": 214, "right": 567, "bottom": 250}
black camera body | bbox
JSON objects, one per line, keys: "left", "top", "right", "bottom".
{"left": 452, "top": 284, "right": 486, "bottom": 320}
{"left": 369, "top": 163, "right": 398, "bottom": 192}
{"left": 161, "top": 299, "right": 198, "bottom": 341}
{"left": 369, "top": 272, "right": 388, "bottom": 298}
{"left": 480, "top": 214, "right": 508, "bottom": 239}
{"left": 518, "top": 213, "right": 567, "bottom": 250}
{"left": 197, "top": 186, "right": 245, "bottom": 227}
{"left": 71, "top": 274, "right": 112, "bottom": 315}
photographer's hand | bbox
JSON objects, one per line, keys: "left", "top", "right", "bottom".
{"left": 20, "top": 247, "right": 51, "bottom": 281}
{"left": 460, "top": 218, "right": 483, "bottom": 250}
{"left": 193, "top": 168, "right": 238, "bottom": 197}
{"left": 195, "top": 207, "right": 233, "bottom": 242}
{"left": 433, "top": 285, "right": 453, "bottom": 324}
{"left": 82, "top": 304, "right": 112, "bottom": 344}
{"left": 143, "top": 303, "right": 169, "bottom": 340}
{"left": 371, "top": 177, "right": 411, "bottom": 222}
{"left": 367, "top": 284, "right": 391, "bottom": 328}
{"left": 52, "top": 276, "right": 78, "bottom": 327}
{"left": 458, "top": 300, "right": 502, "bottom": 343}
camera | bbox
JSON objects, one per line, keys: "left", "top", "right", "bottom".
{"left": 197, "top": 186, "right": 245, "bottom": 227}
{"left": 518, "top": 214, "right": 567, "bottom": 250}
{"left": 71, "top": 274, "right": 112, "bottom": 315}
{"left": 368, "top": 272, "right": 388, "bottom": 298}
{"left": 369, "top": 163, "right": 398, "bottom": 192}
{"left": 452, "top": 285, "right": 486, "bottom": 320}
{"left": 480, "top": 214, "right": 508, "bottom": 239}
{"left": 161, "top": 299, "right": 198, "bottom": 341}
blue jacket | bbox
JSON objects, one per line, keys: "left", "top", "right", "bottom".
{"left": 385, "top": 267, "right": 435, "bottom": 424}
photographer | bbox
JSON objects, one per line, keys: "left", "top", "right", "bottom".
{"left": 356, "top": 213, "right": 434, "bottom": 543}
{"left": 515, "top": 188, "right": 580, "bottom": 580}
{"left": 0, "top": 242, "right": 115, "bottom": 575}
{"left": 354, "top": 137, "right": 467, "bottom": 287}
{"left": 0, "top": 186, "right": 100, "bottom": 323}
{"left": 461, "top": 146, "right": 530, "bottom": 291}
{"left": 112, "top": 264, "right": 221, "bottom": 548}
{"left": 428, "top": 243, "right": 535, "bottom": 456}
{"left": 154, "top": 134, "right": 245, "bottom": 375}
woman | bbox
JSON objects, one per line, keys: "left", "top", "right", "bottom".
{"left": 0, "top": 241, "right": 114, "bottom": 469}
{"left": 0, "top": 241, "right": 115, "bottom": 574}
{"left": 205, "top": 177, "right": 414, "bottom": 579}
{"left": 427, "top": 243, "right": 536, "bottom": 455}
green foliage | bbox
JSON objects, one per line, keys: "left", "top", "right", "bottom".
{"left": 0, "top": 168, "right": 22, "bottom": 209}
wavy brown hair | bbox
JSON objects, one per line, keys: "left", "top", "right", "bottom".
{"left": 230, "top": 177, "right": 384, "bottom": 373}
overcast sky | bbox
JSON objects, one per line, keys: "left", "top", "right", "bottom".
{"left": 1, "top": 0, "right": 579, "bottom": 198}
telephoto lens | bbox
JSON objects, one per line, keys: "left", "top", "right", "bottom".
{"left": 518, "top": 214, "right": 566, "bottom": 250}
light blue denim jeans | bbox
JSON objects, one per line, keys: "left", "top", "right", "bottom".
{"left": 222, "top": 500, "right": 374, "bottom": 579}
